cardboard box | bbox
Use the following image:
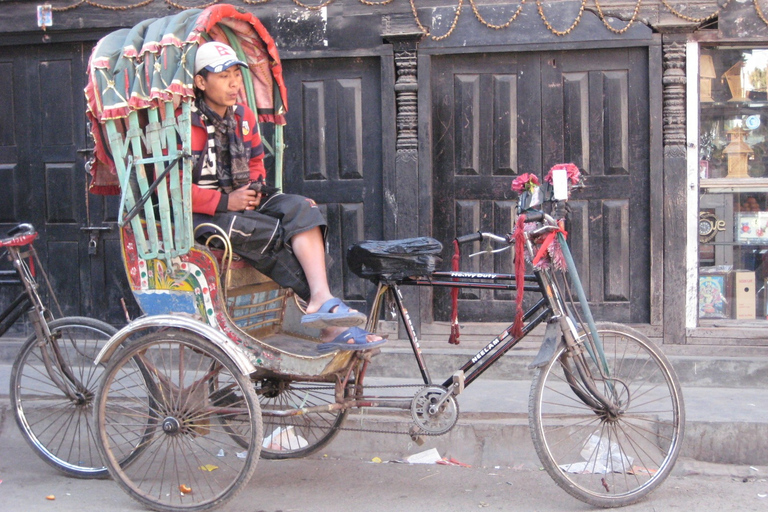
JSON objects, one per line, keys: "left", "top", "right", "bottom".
{"left": 734, "top": 271, "right": 756, "bottom": 320}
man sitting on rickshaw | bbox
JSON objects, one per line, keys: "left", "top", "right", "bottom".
{"left": 191, "top": 41, "right": 384, "bottom": 352}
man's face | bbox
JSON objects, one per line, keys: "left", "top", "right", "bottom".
{"left": 194, "top": 66, "right": 243, "bottom": 116}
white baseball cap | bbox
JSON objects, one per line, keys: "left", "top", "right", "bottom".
{"left": 194, "top": 41, "right": 247, "bottom": 75}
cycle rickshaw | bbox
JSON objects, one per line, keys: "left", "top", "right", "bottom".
{"left": 85, "top": 5, "right": 684, "bottom": 511}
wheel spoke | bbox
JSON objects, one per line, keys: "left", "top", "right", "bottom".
{"left": 96, "top": 332, "right": 261, "bottom": 510}
{"left": 255, "top": 380, "right": 346, "bottom": 459}
{"left": 529, "top": 323, "right": 684, "bottom": 507}
{"left": 12, "top": 318, "right": 116, "bottom": 477}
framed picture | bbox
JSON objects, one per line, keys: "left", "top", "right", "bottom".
{"left": 699, "top": 272, "right": 731, "bottom": 319}
{"left": 699, "top": 160, "right": 709, "bottom": 179}
{"left": 735, "top": 212, "right": 768, "bottom": 243}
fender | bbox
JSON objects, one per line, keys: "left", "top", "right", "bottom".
{"left": 95, "top": 314, "right": 257, "bottom": 376}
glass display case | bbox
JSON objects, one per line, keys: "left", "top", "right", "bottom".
{"left": 698, "top": 46, "right": 768, "bottom": 323}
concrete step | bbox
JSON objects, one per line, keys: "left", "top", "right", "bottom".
{"left": 299, "top": 377, "right": 767, "bottom": 467}
{"left": 2, "top": 336, "right": 766, "bottom": 466}
{"left": 366, "top": 347, "right": 768, "bottom": 388}
{"left": 1, "top": 367, "right": 764, "bottom": 466}
{"left": 2, "top": 340, "right": 768, "bottom": 388}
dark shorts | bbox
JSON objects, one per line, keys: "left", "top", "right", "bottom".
{"left": 194, "top": 193, "right": 326, "bottom": 300}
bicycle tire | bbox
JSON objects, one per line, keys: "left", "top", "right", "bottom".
{"left": 213, "top": 378, "right": 347, "bottom": 459}
{"left": 257, "top": 379, "right": 347, "bottom": 459}
{"left": 10, "top": 316, "right": 117, "bottom": 478}
{"left": 529, "top": 322, "right": 685, "bottom": 508}
{"left": 95, "top": 330, "right": 262, "bottom": 512}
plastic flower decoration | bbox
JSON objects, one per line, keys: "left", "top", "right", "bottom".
{"left": 544, "top": 163, "right": 581, "bottom": 185}
{"left": 511, "top": 173, "right": 540, "bottom": 193}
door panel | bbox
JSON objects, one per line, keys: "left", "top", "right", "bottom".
{"left": 432, "top": 53, "right": 540, "bottom": 321}
{"left": 33, "top": 46, "right": 91, "bottom": 317}
{"left": 282, "top": 57, "right": 384, "bottom": 311}
{"left": 0, "top": 43, "right": 133, "bottom": 328}
{"left": 542, "top": 49, "right": 650, "bottom": 322}
{"left": 432, "top": 48, "right": 650, "bottom": 323}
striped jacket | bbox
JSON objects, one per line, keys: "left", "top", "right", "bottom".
{"left": 191, "top": 104, "right": 266, "bottom": 216}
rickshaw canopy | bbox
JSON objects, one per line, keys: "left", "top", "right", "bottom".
{"left": 85, "top": 4, "right": 288, "bottom": 195}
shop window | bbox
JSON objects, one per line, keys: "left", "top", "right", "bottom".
{"left": 699, "top": 46, "right": 768, "bottom": 323}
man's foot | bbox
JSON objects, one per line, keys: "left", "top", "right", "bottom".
{"left": 302, "top": 297, "right": 367, "bottom": 328}
{"left": 316, "top": 326, "right": 387, "bottom": 353}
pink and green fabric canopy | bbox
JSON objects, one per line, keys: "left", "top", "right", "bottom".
{"left": 85, "top": 4, "right": 287, "bottom": 194}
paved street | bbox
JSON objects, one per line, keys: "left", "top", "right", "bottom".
{"left": 1, "top": 407, "right": 767, "bottom": 512}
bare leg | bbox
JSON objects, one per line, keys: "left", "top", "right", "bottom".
{"left": 290, "top": 227, "right": 333, "bottom": 314}
{"left": 290, "top": 228, "right": 381, "bottom": 343}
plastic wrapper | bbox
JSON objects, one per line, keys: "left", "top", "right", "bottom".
{"left": 348, "top": 237, "right": 442, "bottom": 281}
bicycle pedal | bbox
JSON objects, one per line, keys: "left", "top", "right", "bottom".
{"left": 408, "top": 426, "right": 425, "bottom": 446}
{"left": 451, "top": 370, "right": 465, "bottom": 395}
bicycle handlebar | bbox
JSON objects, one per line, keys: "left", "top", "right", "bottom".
{"left": 455, "top": 231, "right": 483, "bottom": 245}
{"left": 455, "top": 208, "right": 559, "bottom": 252}
{"left": 521, "top": 211, "right": 545, "bottom": 223}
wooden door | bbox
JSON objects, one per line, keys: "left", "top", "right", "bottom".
{"left": 0, "top": 42, "right": 132, "bottom": 327}
{"left": 431, "top": 48, "right": 650, "bottom": 323}
{"left": 282, "top": 56, "right": 385, "bottom": 313}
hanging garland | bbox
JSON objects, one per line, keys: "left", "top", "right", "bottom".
{"left": 409, "top": 0, "right": 464, "bottom": 40}
{"left": 753, "top": 0, "right": 768, "bottom": 26}
{"left": 536, "top": 0, "right": 586, "bottom": 36}
{"left": 469, "top": 0, "right": 525, "bottom": 30}
{"left": 358, "top": 0, "right": 395, "bottom": 6}
{"left": 50, "top": 0, "right": 85, "bottom": 11}
{"left": 660, "top": 0, "right": 729, "bottom": 23}
{"left": 291, "top": 0, "right": 334, "bottom": 10}
{"left": 87, "top": 0, "right": 155, "bottom": 9}
{"left": 38, "top": 0, "right": 760, "bottom": 40}
{"left": 594, "top": 0, "right": 642, "bottom": 34}
{"left": 164, "top": 0, "right": 220, "bottom": 9}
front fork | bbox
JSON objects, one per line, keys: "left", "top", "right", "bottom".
{"left": 14, "top": 247, "right": 84, "bottom": 402}
{"left": 527, "top": 238, "right": 620, "bottom": 417}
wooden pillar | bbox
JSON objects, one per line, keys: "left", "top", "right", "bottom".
{"left": 383, "top": 18, "right": 425, "bottom": 337}
{"left": 659, "top": 28, "right": 692, "bottom": 344}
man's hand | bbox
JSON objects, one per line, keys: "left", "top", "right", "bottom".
{"left": 227, "top": 184, "right": 262, "bottom": 211}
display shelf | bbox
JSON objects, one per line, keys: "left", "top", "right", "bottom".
{"left": 701, "top": 178, "right": 768, "bottom": 192}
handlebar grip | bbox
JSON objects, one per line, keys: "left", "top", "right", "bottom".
{"left": 455, "top": 231, "right": 483, "bottom": 244}
{"left": 522, "top": 212, "right": 544, "bottom": 223}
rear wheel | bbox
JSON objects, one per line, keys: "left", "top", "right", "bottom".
{"left": 10, "top": 317, "right": 116, "bottom": 478}
{"left": 529, "top": 322, "right": 685, "bottom": 508}
{"left": 95, "top": 330, "right": 261, "bottom": 512}
{"left": 256, "top": 379, "right": 347, "bottom": 459}
{"left": 215, "top": 377, "right": 348, "bottom": 459}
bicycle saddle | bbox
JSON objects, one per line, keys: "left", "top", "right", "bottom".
{"left": 347, "top": 237, "right": 442, "bottom": 281}
{"left": 0, "top": 223, "right": 37, "bottom": 247}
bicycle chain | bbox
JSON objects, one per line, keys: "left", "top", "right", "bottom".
{"left": 336, "top": 383, "right": 449, "bottom": 437}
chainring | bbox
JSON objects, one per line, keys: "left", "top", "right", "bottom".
{"left": 410, "top": 386, "right": 459, "bottom": 435}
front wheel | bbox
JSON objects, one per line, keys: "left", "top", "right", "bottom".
{"left": 529, "top": 322, "right": 685, "bottom": 508}
{"left": 95, "top": 330, "right": 262, "bottom": 512}
{"left": 10, "top": 317, "right": 117, "bottom": 478}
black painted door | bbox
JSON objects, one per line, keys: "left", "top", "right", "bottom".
{"left": 432, "top": 48, "right": 650, "bottom": 323}
{"left": 0, "top": 42, "right": 131, "bottom": 328}
{"left": 282, "top": 56, "right": 385, "bottom": 313}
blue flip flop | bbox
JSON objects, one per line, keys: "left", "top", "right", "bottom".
{"left": 301, "top": 297, "right": 367, "bottom": 328}
{"left": 317, "top": 327, "right": 387, "bottom": 353}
